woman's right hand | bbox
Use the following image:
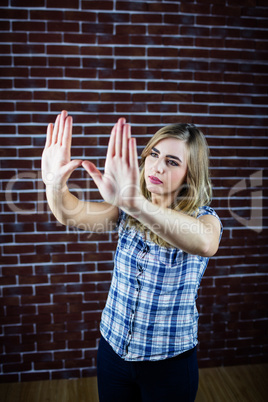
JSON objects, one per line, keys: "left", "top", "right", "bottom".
{"left": 41, "top": 110, "right": 82, "bottom": 191}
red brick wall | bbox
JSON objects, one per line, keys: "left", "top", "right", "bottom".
{"left": 1, "top": 0, "right": 267, "bottom": 382}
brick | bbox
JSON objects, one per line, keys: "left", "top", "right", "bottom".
{"left": 162, "top": 36, "right": 193, "bottom": 47}
{"left": 115, "top": 47, "right": 145, "bottom": 57}
{"left": 0, "top": 90, "right": 32, "bottom": 100}
{"left": 14, "top": 79, "right": 46, "bottom": 89}
{"left": 16, "top": 102, "right": 48, "bottom": 112}
{"left": 82, "top": 23, "right": 113, "bottom": 35}
{"left": 148, "top": 104, "right": 177, "bottom": 113}
{"left": 180, "top": 26, "right": 210, "bottom": 36}
{"left": 0, "top": 67, "right": 28, "bottom": 78}
{"left": 64, "top": 10, "right": 96, "bottom": 22}
{"left": 37, "top": 341, "right": 66, "bottom": 352}
{"left": 48, "top": 57, "right": 80, "bottom": 68}
{"left": 99, "top": 34, "right": 129, "bottom": 45}
{"left": 131, "top": 35, "right": 162, "bottom": 46}
{"left": 48, "top": 79, "right": 80, "bottom": 89}
{"left": 116, "top": 1, "right": 147, "bottom": 12}
{"left": 50, "top": 274, "right": 80, "bottom": 283}
{"left": 82, "top": 58, "right": 113, "bottom": 69}
{"left": 180, "top": 104, "right": 208, "bottom": 114}
{"left": 81, "top": 46, "right": 112, "bottom": 56}
{"left": 47, "top": 0, "right": 78, "bottom": 7}
{"left": 0, "top": 148, "right": 16, "bottom": 157}
{"left": 147, "top": 82, "right": 178, "bottom": 91}
{"left": 212, "top": 4, "right": 242, "bottom": 17}
{"left": 1, "top": 0, "right": 267, "bottom": 382}
{"left": 3, "top": 362, "right": 32, "bottom": 373}
{"left": 116, "top": 24, "right": 146, "bottom": 35}
{"left": 116, "top": 59, "right": 145, "bottom": 70}
{"left": 132, "top": 93, "right": 162, "bottom": 103}
{"left": 30, "top": 9, "right": 63, "bottom": 20}
{"left": 82, "top": 1, "right": 113, "bottom": 10}
{"left": 28, "top": 33, "right": 62, "bottom": 43}
{"left": 64, "top": 33, "right": 96, "bottom": 44}
{"left": 1, "top": 8, "right": 28, "bottom": 19}
{"left": 131, "top": 13, "right": 161, "bottom": 24}
{"left": 13, "top": 21, "right": 46, "bottom": 31}
{"left": 148, "top": 47, "right": 179, "bottom": 58}
{"left": 148, "top": 59, "right": 178, "bottom": 70}
{"left": 182, "top": 3, "right": 212, "bottom": 14}
{"left": 115, "top": 103, "right": 146, "bottom": 113}
{"left": 115, "top": 81, "right": 145, "bottom": 91}
{"left": 14, "top": 56, "right": 47, "bottom": 67}
{"left": 148, "top": 25, "right": 179, "bottom": 36}
{"left": 181, "top": 60, "right": 209, "bottom": 71}
{"left": 11, "top": 0, "right": 44, "bottom": 5}
{"left": 47, "top": 21, "right": 79, "bottom": 32}
{"left": 0, "top": 32, "right": 27, "bottom": 43}
{"left": 0, "top": 79, "right": 12, "bottom": 89}
{"left": 0, "top": 56, "right": 12, "bottom": 66}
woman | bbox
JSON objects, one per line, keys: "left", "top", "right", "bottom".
{"left": 42, "top": 110, "right": 222, "bottom": 401}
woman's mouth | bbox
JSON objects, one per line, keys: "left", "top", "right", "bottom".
{"left": 149, "top": 176, "right": 163, "bottom": 185}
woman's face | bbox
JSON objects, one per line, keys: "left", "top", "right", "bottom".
{"left": 144, "top": 137, "right": 188, "bottom": 207}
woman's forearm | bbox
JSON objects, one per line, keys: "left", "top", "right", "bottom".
{"left": 123, "top": 196, "right": 220, "bottom": 257}
{"left": 46, "top": 184, "right": 119, "bottom": 231}
{"left": 46, "top": 185, "right": 83, "bottom": 226}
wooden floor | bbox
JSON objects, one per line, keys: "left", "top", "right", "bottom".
{"left": 0, "top": 364, "right": 267, "bottom": 402}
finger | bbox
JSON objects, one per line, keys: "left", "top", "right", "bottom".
{"left": 82, "top": 161, "right": 103, "bottom": 188}
{"left": 62, "top": 116, "right": 73, "bottom": 149}
{"left": 62, "top": 159, "right": 83, "bottom": 177}
{"left": 115, "top": 118, "right": 126, "bottom": 157}
{"left": 45, "top": 123, "right": 53, "bottom": 148}
{"left": 52, "top": 114, "right": 60, "bottom": 145}
{"left": 122, "top": 123, "right": 131, "bottom": 163}
{"left": 129, "top": 137, "right": 139, "bottom": 169}
{"left": 106, "top": 122, "right": 117, "bottom": 161}
{"left": 59, "top": 159, "right": 83, "bottom": 188}
{"left": 58, "top": 110, "right": 68, "bottom": 145}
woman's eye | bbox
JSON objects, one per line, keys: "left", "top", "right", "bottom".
{"left": 150, "top": 152, "right": 158, "bottom": 158}
{"left": 168, "top": 160, "right": 179, "bottom": 166}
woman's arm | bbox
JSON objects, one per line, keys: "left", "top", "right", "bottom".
{"left": 83, "top": 117, "right": 221, "bottom": 256}
{"left": 42, "top": 110, "right": 119, "bottom": 230}
{"left": 45, "top": 185, "right": 119, "bottom": 231}
{"left": 124, "top": 198, "right": 221, "bottom": 257}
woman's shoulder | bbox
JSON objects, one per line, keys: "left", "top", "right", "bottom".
{"left": 197, "top": 205, "right": 221, "bottom": 222}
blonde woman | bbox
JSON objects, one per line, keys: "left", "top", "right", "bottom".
{"left": 42, "top": 110, "right": 222, "bottom": 402}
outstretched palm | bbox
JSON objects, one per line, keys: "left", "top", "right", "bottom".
{"left": 82, "top": 118, "right": 140, "bottom": 209}
{"left": 41, "top": 111, "right": 82, "bottom": 190}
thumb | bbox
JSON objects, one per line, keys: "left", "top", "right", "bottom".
{"left": 82, "top": 161, "right": 103, "bottom": 188}
{"left": 61, "top": 159, "right": 83, "bottom": 182}
{"left": 69, "top": 159, "right": 83, "bottom": 171}
{"left": 63, "top": 159, "right": 83, "bottom": 176}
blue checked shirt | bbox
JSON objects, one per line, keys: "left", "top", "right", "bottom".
{"left": 100, "top": 206, "right": 222, "bottom": 361}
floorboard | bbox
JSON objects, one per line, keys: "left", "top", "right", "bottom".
{"left": 0, "top": 364, "right": 267, "bottom": 402}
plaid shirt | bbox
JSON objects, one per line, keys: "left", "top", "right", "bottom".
{"left": 100, "top": 206, "right": 222, "bottom": 361}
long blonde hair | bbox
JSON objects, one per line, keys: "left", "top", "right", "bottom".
{"left": 127, "top": 123, "right": 212, "bottom": 246}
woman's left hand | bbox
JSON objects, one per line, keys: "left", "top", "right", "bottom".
{"left": 82, "top": 118, "right": 141, "bottom": 210}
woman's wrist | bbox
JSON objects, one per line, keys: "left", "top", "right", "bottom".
{"left": 121, "top": 195, "right": 147, "bottom": 219}
{"left": 46, "top": 183, "right": 68, "bottom": 194}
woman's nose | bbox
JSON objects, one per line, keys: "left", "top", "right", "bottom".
{"left": 153, "top": 158, "right": 164, "bottom": 174}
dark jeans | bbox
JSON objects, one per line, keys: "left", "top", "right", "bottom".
{"left": 97, "top": 336, "right": 199, "bottom": 402}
